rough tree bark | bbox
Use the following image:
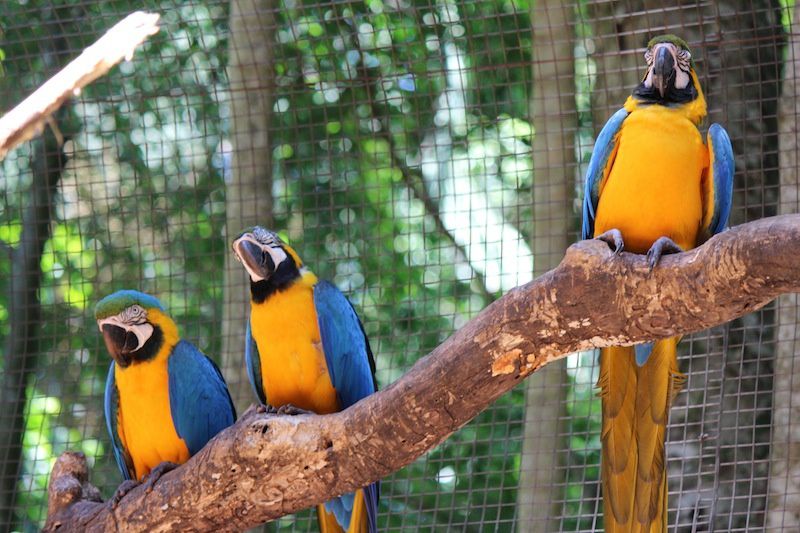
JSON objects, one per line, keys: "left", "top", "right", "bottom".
{"left": 517, "top": 2, "right": 574, "bottom": 530}
{"left": 44, "top": 215, "right": 800, "bottom": 532}
{"left": 767, "top": 4, "right": 800, "bottom": 528}
{"left": 222, "top": 0, "right": 275, "bottom": 412}
{"left": 0, "top": 12, "right": 159, "bottom": 159}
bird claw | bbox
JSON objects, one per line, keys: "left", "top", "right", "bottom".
{"left": 595, "top": 229, "right": 625, "bottom": 256}
{"left": 110, "top": 479, "right": 139, "bottom": 508}
{"left": 259, "top": 403, "right": 312, "bottom": 416}
{"left": 142, "top": 461, "right": 179, "bottom": 494}
{"left": 259, "top": 404, "right": 282, "bottom": 414}
{"left": 278, "top": 403, "right": 314, "bottom": 416}
{"left": 646, "top": 236, "right": 683, "bottom": 270}
{"left": 276, "top": 403, "right": 313, "bottom": 416}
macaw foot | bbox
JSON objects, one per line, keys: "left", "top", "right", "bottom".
{"left": 259, "top": 404, "right": 282, "bottom": 414}
{"left": 258, "top": 403, "right": 313, "bottom": 415}
{"left": 142, "top": 461, "right": 179, "bottom": 494}
{"left": 110, "top": 479, "right": 139, "bottom": 508}
{"left": 276, "top": 403, "right": 313, "bottom": 416}
{"left": 259, "top": 403, "right": 313, "bottom": 415}
{"left": 595, "top": 228, "right": 624, "bottom": 255}
{"left": 646, "top": 236, "right": 684, "bottom": 270}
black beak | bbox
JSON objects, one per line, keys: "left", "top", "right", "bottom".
{"left": 101, "top": 324, "right": 138, "bottom": 367}
{"left": 234, "top": 237, "right": 274, "bottom": 281}
{"left": 652, "top": 46, "right": 674, "bottom": 98}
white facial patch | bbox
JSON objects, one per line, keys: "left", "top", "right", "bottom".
{"left": 673, "top": 65, "right": 690, "bottom": 90}
{"left": 265, "top": 244, "right": 287, "bottom": 270}
{"left": 127, "top": 322, "right": 154, "bottom": 351}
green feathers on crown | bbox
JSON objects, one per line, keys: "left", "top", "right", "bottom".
{"left": 94, "top": 290, "right": 164, "bottom": 319}
{"left": 647, "top": 34, "right": 691, "bottom": 53}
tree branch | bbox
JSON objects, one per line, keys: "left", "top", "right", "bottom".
{"left": 45, "top": 215, "right": 800, "bottom": 532}
{"left": 0, "top": 11, "right": 159, "bottom": 160}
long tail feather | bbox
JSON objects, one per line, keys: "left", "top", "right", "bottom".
{"left": 599, "top": 339, "right": 683, "bottom": 532}
{"left": 317, "top": 504, "right": 343, "bottom": 533}
{"left": 317, "top": 488, "right": 374, "bottom": 533}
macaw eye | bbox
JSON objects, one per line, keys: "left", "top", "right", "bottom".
{"left": 644, "top": 49, "right": 653, "bottom": 65}
{"left": 122, "top": 304, "right": 147, "bottom": 324}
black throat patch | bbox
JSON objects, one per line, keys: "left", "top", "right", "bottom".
{"left": 250, "top": 256, "right": 301, "bottom": 304}
{"left": 114, "top": 325, "right": 164, "bottom": 368}
{"left": 632, "top": 80, "right": 697, "bottom": 106}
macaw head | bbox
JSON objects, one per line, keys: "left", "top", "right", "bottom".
{"left": 231, "top": 226, "right": 304, "bottom": 300}
{"left": 633, "top": 35, "right": 703, "bottom": 106}
{"left": 95, "top": 290, "right": 178, "bottom": 368}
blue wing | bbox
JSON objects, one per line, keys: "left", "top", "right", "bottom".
{"left": 581, "top": 107, "right": 629, "bottom": 240}
{"left": 313, "top": 280, "right": 377, "bottom": 409}
{"left": 104, "top": 362, "right": 134, "bottom": 481}
{"left": 703, "top": 123, "right": 735, "bottom": 239}
{"left": 313, "top": 280, "right": 379, "bottom": 532}
{"left": 167, "top": 341, "right": 237, "bottom": 456}
{"left": 245, "top": 319, "right": 266, "bottom": 404}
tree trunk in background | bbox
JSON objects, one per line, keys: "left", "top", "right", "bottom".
{"left": 516, "top": 3, "right": 574, "bottom": 530}
{"left": 0, "top": 123, "right": 67, "bottom": 530}
{"left": 0, "top": 5, "right": 71, "bottom": 526}
{"left": 587, "top": 1, "right": 783, "bottom": 529}
{"left": 223, "top": 0, "right": 275, "bottom": 413}
{"left": 768, "top": 5, "right": 800, "bottom": 528}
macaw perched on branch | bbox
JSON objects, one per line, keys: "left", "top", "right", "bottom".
{"left": 231, "top": 227, "right": 379, "bottom": 533}
{"left": 582, "top": 35, "right": 734, "bottom": 532}
{"left": 96, "top": 290, "right": 236, "bottom": 504}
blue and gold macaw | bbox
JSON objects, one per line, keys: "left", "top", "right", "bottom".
{"left": 582, "top": 35, "right": 734, "bottom": 532}
{"left": 231, "top": 227, "right": 379, "bottom": 533}
{"left": 96, "top": 290, "right": 236, "bottom": 503}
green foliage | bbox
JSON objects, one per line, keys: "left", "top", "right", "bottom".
{"left": 0, "top": 2, "right": 230, "bottom": 529}
{"left": 0, "top": 0, "right": 553, "bottom": 530}
{"left": 780, "top": 0, "right": 796, "bottom": 30}
{"left": 268, "top": 0, "right": 533, "bottom": 528}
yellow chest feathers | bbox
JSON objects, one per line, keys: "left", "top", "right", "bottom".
{"left": 594, "top": 105, "right": 710, "bottom": 253}
{"left": 114, "top": 352, "right": 189, "bottom": 480}
{"left": 250, "top": 273, "right": 339, "bottom": 414}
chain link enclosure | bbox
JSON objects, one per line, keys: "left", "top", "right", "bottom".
{"left": 0, "top": 0, "right": 796, "bottom": 531}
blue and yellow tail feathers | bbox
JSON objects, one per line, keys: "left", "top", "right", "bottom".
{"left": 316, "top": 489, "right": 373, "bottom": 533}
{"left": 598, "top": 338, "right": 685, "bottom": 532}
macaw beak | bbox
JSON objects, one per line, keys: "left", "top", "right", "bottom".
{"left": 97, "top": 317, "right": 149, "bottom": 367}
{"left": 99, "top": 324, "right": 133, "bottom": 367}
{"left": 652, "top": 45, "right": 675, "bottom": 98}
{"left": 232, "top": 234, "right": 274, "bottom": 282}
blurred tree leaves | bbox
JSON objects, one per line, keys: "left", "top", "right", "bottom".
{"left": 0, "top": 0, "right": 538, "bottom": 530}
{"left": 0, "top": 0, "right": 785, "bottom": 531}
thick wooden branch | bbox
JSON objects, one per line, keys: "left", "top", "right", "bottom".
{"left": 0, "top": 11, "right": 159, "bottom": 160}
{"left": 45, "top": 215, "right": 800, "bottom": 532}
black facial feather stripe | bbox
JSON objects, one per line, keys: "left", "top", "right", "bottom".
{"left": 249, "top": 255, "right": 300, "bottom": 304}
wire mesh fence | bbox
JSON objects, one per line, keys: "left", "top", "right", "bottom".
{"left": 0, "top": 0, "right": 797, "bottom": 531}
